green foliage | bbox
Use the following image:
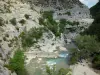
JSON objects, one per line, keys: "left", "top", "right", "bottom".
{"left": 0, "top": 17, "right": 5, "bottom": 26}
{"left": 73, "top": 21, "right": 79, "bottom": 26}
{"left": 0, "top": 53, "right": 2, "bottom": 57}
{"left": 5, "top": 34, "right": 9, "bottom": 37}
{"left": 20, "top": 27, "right": 43, "bottom": 47}
{"left": 40, "top": 11, "right": 66, "bottom": 36}
{"left": 39, "top": 18, "right": 45, "bottom": 25}
{"left": 69, "top": 48, "right": 79, "bottom": 65}
{"left": 86, "top": 1, "right": 100, "bottom": 41}
{"left": 69, "top": 35, "right": 100, "bottom": 65}
{"left": 58, "top": 68, "right": 71, "bottom": 75}
{"left": 46, "top": 21, "right": 59, "bottom": 36}
{"left": 39, "top": 11, "right": 78, "bottom": 37}
{"left": 8, "top": 43, "right": 12, "bottom": 47}
{"left": 66, "top": 21, "right": 79, "bottom": 26}
{"left": 46, "top": 66, "right": 52, "bottom": 75}
{"left": 3, "top": 37, "right": 7, "bottom": 41}
{"left": 90, "top": 1, "right": 100, "bottom": 18}
{"left": 46, "top": 66, "right": 72, "bottom": 75}
{"left": 92, "top": 54, "right": 100, "bottom": 69}
{"left": 0, "top": 40, "right": 2, "bottom": 43}
{"left": 24, "top": 14, "right": 30, "bottom": 19}
{"left": 59, "top": 19, "right": 66, "bottom": 33}
{"left": 9, "top": 50, "right": 24, "bottom": 71}
{"left": 8, "top": 50, "right": 28, "bottom": 75}
{"left": 83, "top": 3, "right": 100, "bottom": 69}
{"left": 85, "top": 15, "right": 100, "bottom": 41}
{"left": 60, "top": 19, "right": 66, "bottom": 25}
{"left": 15, "top": 26, "right": 19, "bottom": 31}
{"left": 19, "top": 19, "right": 26, "bottom": 25}
{"left": 40, "top": 11, "right": 60, "bottom": 36}
{"left": 66, "top": 21, "right": 73, "bottom": 25}
{"left": 75, "top": 35, "right": 100, "bottom": 53}
{"left": 42, "top": 11, "right": 54, "bottom": 21}
{"left": 10, "top": 18, "right": 17, "bottom": 25}
{"left": 65, "top": 12, "right": 71, "bottom": 16}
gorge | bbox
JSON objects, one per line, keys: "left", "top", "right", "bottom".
{"left": 0, "top": 0, "right": 99, "bottom": 75}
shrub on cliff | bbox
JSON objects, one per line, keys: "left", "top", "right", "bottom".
{"left": 20, "top": 27, "right": 43, "bottom": 47}
{"left": 8, "top": 50, "right": 28, "bottom": 75}
{"left": 10, "top": 18, "right": 17, "bottom": 25}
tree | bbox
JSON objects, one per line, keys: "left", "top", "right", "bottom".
{"left": 9, "top": 50, "right": 28, "bottom": 75}
{"left": 59, "top": 19, "right": 66, "bottom": 33}
{"left": 69, "top": 48, "right": 80, "bottom": 65}
{"left": 75, "top": 35, "right": 100, "bottom": 54}
{"left": 20, "top": 27, "right": 43, "bottom": 47}
{"left": 58, "top": 68, "right": 71, "bottom": 75}
{"left": 92, "top": 54, "right": 100, "bottom": 69}
{"left": 69, "top": 35, "right": 100, "bottom": 65}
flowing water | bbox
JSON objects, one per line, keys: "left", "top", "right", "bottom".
{"left": 26, "top": 51, "right": 69, "bottom": 75}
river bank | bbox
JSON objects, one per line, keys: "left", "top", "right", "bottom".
{"left": 70, "top": 60, "right": 99, "bottom": 75}
{"left": 25, "top": 51, "right": 69, "bottom": 75}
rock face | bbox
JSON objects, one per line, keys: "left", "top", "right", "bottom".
{"left": 26, "top": 0, "right": 83, "bottom": 8}
{"left": 0, "top": 65, "right": 10, "bottom": 75}
{"left": 0, "top": 0, "right": 40, "bottom": 75}
{"left": 25, "top": 0, "right": 91, "bottom": 20}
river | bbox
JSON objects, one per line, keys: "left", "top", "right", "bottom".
{"left": 25, "top": 51, "right": 69, "bottom": 75}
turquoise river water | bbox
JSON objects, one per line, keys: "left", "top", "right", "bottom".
{"left": 26, "top": 51, "right": 69, "bottom": 75}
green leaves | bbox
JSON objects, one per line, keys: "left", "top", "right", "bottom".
{"left": 20, "top": 27, "right": 43, "bottom": 47}
{"left": 46, "top": 66, "right": 72, "bottom": 75}
{"left": 69, "top": 35, "right": 100, "bottom": 65}
{"left": 59, "top": 19, "right": 66, "bottom": 33}
{"left": 9, "top": 49, "right": 28, "bottom": 75}
{"left": 75, "top": 35, "right": 100, "bottom": 53}
{"left": 92, "top": 54, "right": 100, "bottom": 69}
{"left": 58, "top": 68, "right": 71, "bottom": 75}
{"left": 10, "top": 18, "right": 17, "bottom": 25}
{"left": 46, "top": 66, "right": 52, "bottom": 75}
{"left": 9, "top": 50, "right": 24, "bottom": 70}
{"left": 40, "top": 11, "right": 60, "bottom": 37}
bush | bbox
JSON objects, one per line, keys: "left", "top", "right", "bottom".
{"left": 0, "top": 17, "right": 5, "bottom": 26}
{"left": 59, "top": 19, "right": 66, "bottom": 33}
{"left": 75, "top": 35, "right": 100, "bottom": 54}
{"left": 66, "top": 21, "right": 73, "bottom": 25}
{"left": 15, "top": 27, "right": 19, "bottom": 31}
{"left": 46, "top": 66, "right": 72, "bottom": 75}
{"left": 0, "top": 40, "right": 2, "bottom": 42}
{"left": 10, "top": 18, "right": 17, "bottom": 25}
{"left": 69, "top": 48, "right": 79, "bottom": 65}
{"left": 69, "top": 35, "right": 100, "bottom": 65}
{"left": 42, "top": 11, "right": 54, "bottom": 20}
{"left": 8, "top": 50, "right": 28, "bottom": 75}
{"left": 39, "top": 18, "right": 45, "bottom": 25}
{"left": 3, "top": 37, "right": 7, "bottom": 41}
{"left": 0, "top": 53, "right": 2, "bottom": 57}
{"left": 24, "top": 14, "right": 30, "bottom": 19}
{"left": 92, "top": 54, "right": 100, "bottom": 69}
{"left": 65, "top": 12, "right": 71, "bottom": 16}
{"left": 20, "top": 27, "right": 43, "bottom": 47}
{"left": 41, "top": 11, "right": 61, "bottom": 36}
{"left": 19, "top": 19, "right": 26, "bottom": 25}
{"left": 8, "top": 43, "right": 12, "bottom": 47}
{"left": 73, "top": 21, "right": 79, "bottom": 26}
{"left": 5, "top": 34, "right": 9, "bottom": 37}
